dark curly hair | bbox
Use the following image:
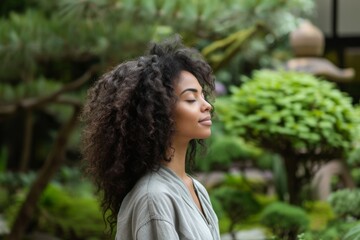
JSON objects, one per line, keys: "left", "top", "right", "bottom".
{"left": 81, "top": 36, "right": 215, "bottom": 236}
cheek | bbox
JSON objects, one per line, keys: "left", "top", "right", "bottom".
{"left": 173, "top": 106, "right": 197, "bottom": 130}
{"left": 174, "top": 105, "right": 197, "bottom": 123}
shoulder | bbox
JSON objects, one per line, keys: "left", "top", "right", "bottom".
{"left": 134, "top": 170, "right": 178, "bottom": 197}
{"left": 122, "top": 170, "right": 182, "bottom": 214}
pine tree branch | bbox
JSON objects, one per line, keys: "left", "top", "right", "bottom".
{"left": 0, "top": 64, "right": 98, "bottom": 117}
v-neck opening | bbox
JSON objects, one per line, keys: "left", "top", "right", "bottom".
{"left": 189, "top": 177, "right": 210, "bottom": 225}
{"left": 159, "top": 166, "right": 210, "bottom": 225}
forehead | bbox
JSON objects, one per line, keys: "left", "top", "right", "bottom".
{"left": 174, "top": 71, "right": 202, "bottom": 94}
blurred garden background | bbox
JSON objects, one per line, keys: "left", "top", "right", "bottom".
{"left": 1, "top": 0, "right": 360, "bottom": 239}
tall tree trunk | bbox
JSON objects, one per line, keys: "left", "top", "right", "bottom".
{"left": 283, "top": 156, "right": 300, "bottom": 205}
{"left": 6, "top": 105, "right": 80, "bottom": 240}
{"left": 19, "top": 110, "right": 33, "bottom": 172}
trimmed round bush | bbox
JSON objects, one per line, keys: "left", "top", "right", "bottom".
{"left": 260, "top": 201, "right": 309, "bottom": 239}
{"left": 218, "top": 70, "right": 358, "bottom": 153}
{"left": 217, "top": 70, "right": 360, "bottom": 204}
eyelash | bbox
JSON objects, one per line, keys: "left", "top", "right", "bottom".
{"left": 185, "top": 100, "right": 196, "bottom": 103}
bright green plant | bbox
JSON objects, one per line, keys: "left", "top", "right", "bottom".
{"left": 217, "top": 70, "right": 360, "bottom": 204}
{"left": 304, "top": 201, "right": 335, "bottom": 231}
{"left": 37, "top": 183, "right": 105, "bottom": 239}
{"left": 347, "top": 147, "right": 360, "bottom": 186}
{"left": 348, "top": 146, "right": 360, "bottom": 167}
{"left": 196, "top": 135, "right": 262, "bottom": 171}
{"left": 328, "top": 189, "right": 360, "bottom": 220}
{"left": 343, "top": 224, "right": 360, "bottom": 240}
{"left": 298, "top": 220, "right": 360, "bottom": 240}
{"left": 210, "top": 174, "right": 262, "bottom": 239}
{"left": 261, "top": 201, "right": 309, "bottom": 240}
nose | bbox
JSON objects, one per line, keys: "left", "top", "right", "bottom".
{"left": 201, "top": 98, "right": 212, "bottom": 112}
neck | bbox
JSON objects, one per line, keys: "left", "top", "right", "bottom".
{"left": 163, "top": 138, "right": 189, "bottom": 180}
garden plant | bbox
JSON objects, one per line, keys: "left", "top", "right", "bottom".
{"left": 217, "top": 70, "right": 360, "bottom": 205}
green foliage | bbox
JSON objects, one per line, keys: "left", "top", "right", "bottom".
{"left": 344, "top": 224, "right": 360, "bottom": 240}
{"left": 217, "top": 70, "right": 359, "bottom": 155}
{"left": 199, "top": 0, "right": 315, "bottom": 83}
{"left": 347, "top": 146, "right": 360, "bottom": 186}
{"left": 328, "top": 189, "right": 360, "bottom": 220}
{"left": 351, "top": 168, "right": 360, "bottom": 187}
{"left": 210, "top": 174, "right": 262, "bottom": 234}
{"left": 71, "top": 0, "right": 314, "bottom": 36}
{"left": 0, "top": 147, "right": 8, "bottom": 172}
{"left": 0, "top": 77, "right": 62, "bottom": 103}
{"left": 348, "top": 147, "right": 360, "bottom": 167}
{"left": 1, "top": 168, "right": 104, "bottom": 239}
{"left": 261, "top": 201, "right": 309, "bottom": 239}
{"left": 298, "top": 220, "right": 360, "bottom": 240}
{"left": 37, "top": 183, "right": 104, "bottom": 239}
{"left": 0, "top": 172, "right": 36, "bottom": 225}
{"left": 3, "top": 188, "right": 27, "bottom": 226}
{"left": 272, "top": 155, "right": 288, "bottom": 201}
{"left": 0, "top": 171, "right": 36, "bottom": 193}
{"left": 217, "top": 70, "right": 360, "bottom": 204}
{"left": 196, "top": 135, "right": 262, "bottom": 171}
{"left": 304, "top": 201, "right": 334, "bottom": 231}
{"left": 202, "top": 26, "right": 258, "bottom": 71}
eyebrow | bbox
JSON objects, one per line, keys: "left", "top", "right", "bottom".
{"left": 180, "top": 88, "right": 201, "bottom": 96}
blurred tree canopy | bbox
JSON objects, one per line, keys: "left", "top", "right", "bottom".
{"left": 0, "top": 0, "right": 314, "bottom": 171}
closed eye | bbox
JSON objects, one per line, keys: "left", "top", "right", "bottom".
{"left": 185, "top": 99, "right": 196, "bottom": 103}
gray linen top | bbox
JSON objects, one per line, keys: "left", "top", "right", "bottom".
{"left": 115, "top": 165, "right": 220, "bottom": 240}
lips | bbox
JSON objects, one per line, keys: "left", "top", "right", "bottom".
{"left": 199, "top": 116, "right": 212, "bottom": 126}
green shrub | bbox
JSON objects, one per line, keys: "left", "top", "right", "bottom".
{"left": 217, "top": 70, "right": 360, "bottom": 204}
{"left": 328, "top": 188, "right": 360, "bottom": 220}
{"left": 210, "top": 174, "right": 262, "bottom": 235}
{"left": 298, "top": 220, "right": 360, "bottom": 240}
{"left": 343, "top": 224, "right": 360, "bottom": 240}
{"left": 37, "top": 183, "right": 105, "bottom": 239}
{"left": 217, "top": 70, "right": 358, "bottom": 151}
{"left": 304, "top": 201, "right": 334, "bottom": 231}
{"left": 260, "top": 201, "right": 309, "bottom": 239}
{"left": 351, "top": 168, "right": 360, "bottom": 186}
{"left": 347, "top": 147, "right": 360, "bottom": 186}
{"left": 347, "top": 147, "right": 360, "bottom": 167}
{"left": 196, "top": 135, "right": 262, "bottom": 171}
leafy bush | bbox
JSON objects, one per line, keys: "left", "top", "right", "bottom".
{"left": 217, "top": 70, "right": 360, "bottom": 204}
{"left": 298, "top": 220, "right": 360, "bottom": 240}
{"left": 196, "top": 135, "right": 262, "bottom": 171}
{"left": 351, "top": 168, "right": 360, "bottom": 187}
{"left": 0, "top": 171, "right": 36, "bottom": 213}
{"left": 343, "top": 224, "right": 360, "bottom": 240}
{"left": 37, "top": 183, "right": 105, "bottom": 239}
{"left": 347, "top": 147, "right": 360, "bottom": 186}
{"left": 328, "top": 188, "right": 360, "bottom": 220}
{"left": 260, "top": 202, "right": 309, "bottom": 239}
{"left": 218, "top": 70, "right": 358, "bottom": 152}
{"left": 210, "top": 174, "right": 262, "bottom": 235}
{"left": 304, "top": 201, "right": 334, "bottom": 231}
{"left": 347, "top": 146, "right": 360, "bottom": 167}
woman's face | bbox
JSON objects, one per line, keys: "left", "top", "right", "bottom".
{"left": 172, "top": 71, "right": 212, "bottom": 142}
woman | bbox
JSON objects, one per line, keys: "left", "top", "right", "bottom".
{"left": 82, "top": 37, "right": 220, "bottom": 239}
